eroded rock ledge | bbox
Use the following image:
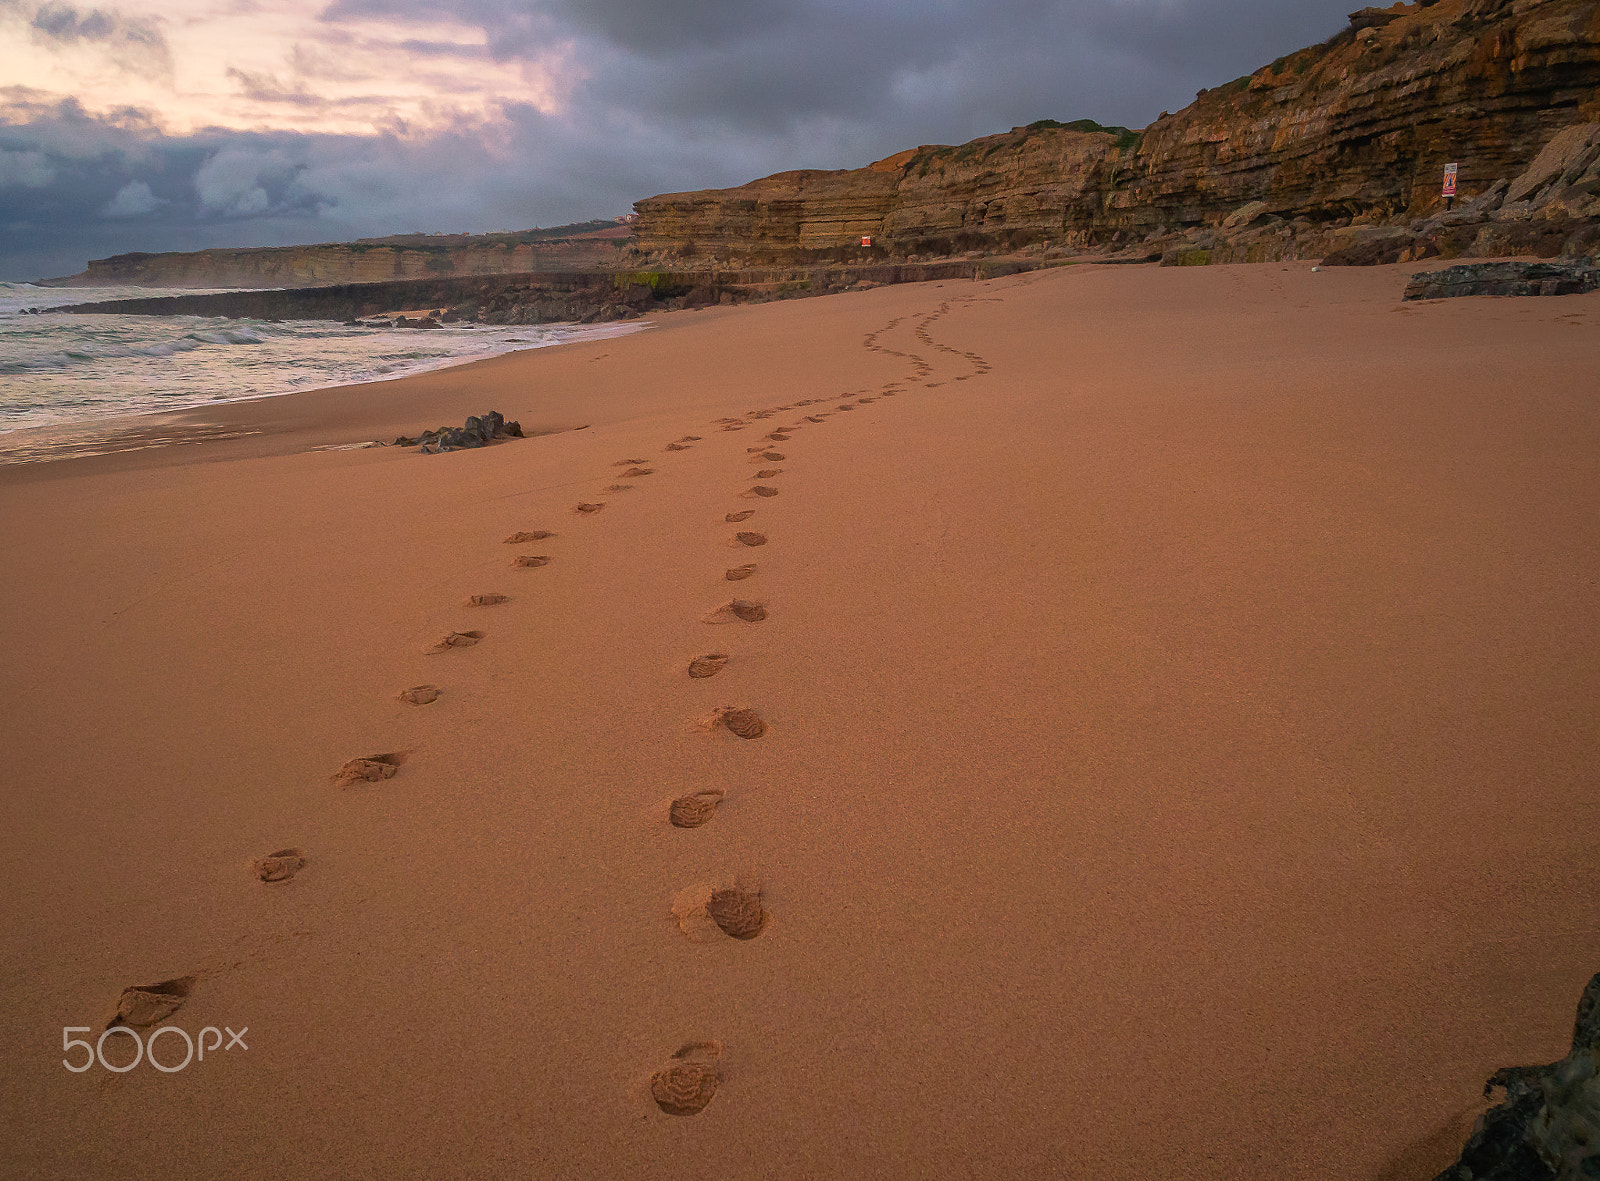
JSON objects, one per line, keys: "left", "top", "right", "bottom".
{"left": 1434, "top": 972, "right": 1600, "bottom": 1181}
{"left": 1403, "top": 259, "right": 1600, "bottom": 297}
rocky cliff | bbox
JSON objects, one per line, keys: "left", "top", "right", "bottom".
{"left": 633, "top": 0, "right": 1600, "bottom": 265}
{"left": 46, "top": 223, "right": 631, "bottom": 289}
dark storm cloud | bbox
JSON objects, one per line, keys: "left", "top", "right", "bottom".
{"left": 0, "top": 98, "right": 647, "bottom": 278}
{"left": 1, "top": 0, "right": 1362, "bottom": 278}
{"left": 316, "top": 0, "right": 1353, "bottom": 138}
{"left": 320, "top": 0, "right": 792, "bottom": 55}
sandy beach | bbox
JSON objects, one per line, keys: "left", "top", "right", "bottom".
{"left": 1, "top": 260, "right": 1596, "bottom": 1180}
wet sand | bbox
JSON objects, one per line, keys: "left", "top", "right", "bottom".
{"left": 1, "top": 261, "right": 1597, "bottom": 1180}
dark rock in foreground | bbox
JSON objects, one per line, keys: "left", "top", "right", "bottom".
{"left": 394, "top": 411, "right": 523, "bottom": 454}
{"left": 1403, "top": 261, "right": 1600, "bottom": 301}
{"left": 1433, "top": 972, "right": 1600, "bottom": 1181}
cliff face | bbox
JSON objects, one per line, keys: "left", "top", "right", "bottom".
{"left": 1113, "top": 0, "right": 1600, "bottom": 228}
{"left": 632, "top": 127, "right": 1127, "bottom": 261}
{"left": 51, "top": 226, "right": 630, "bottom": 289}
{"left": 627, "top": 162, "right": 904, "bottom": 261}
{"left": 633, "top": 0, "right": 1600, "bottom": 263}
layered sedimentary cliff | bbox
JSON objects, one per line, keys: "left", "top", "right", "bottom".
{"left": 47, "top": 224, "right": 631, "bottom": 289}
{"left": 634, "top": 0, "right": 1600, "bottom": 264}
{"left": 633, "top": 124, "right": 1130, "bottom": 262}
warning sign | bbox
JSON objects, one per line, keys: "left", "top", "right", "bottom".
{"left": 861, "top": 236, "right": 873, "bottom": 247}
{"left": 1442, "top": 163, "right": 1458, "bottom": 197}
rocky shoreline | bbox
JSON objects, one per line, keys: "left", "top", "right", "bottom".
{"left": 49, "top": 258, "right": 1046, "bottom": 326}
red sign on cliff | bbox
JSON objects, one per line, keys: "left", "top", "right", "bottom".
{"left": 861, "top": 236, "right": 872, "bottom": 247}
{"left": 1442, "top": 163, "right": 1458, "bottom": 197}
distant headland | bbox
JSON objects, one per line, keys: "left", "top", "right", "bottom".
{"left": 38, "top": 220, "right": 634, "bottom": 289}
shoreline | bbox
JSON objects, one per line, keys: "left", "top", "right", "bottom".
{"left": 0, "top": 317, "right": 661, "bottom": 478}
{"left": 0, "top": 255, "right": 1504, "bottom": 480}
{"left": 0, "top": 255, "right": 1068, "bottom": 479}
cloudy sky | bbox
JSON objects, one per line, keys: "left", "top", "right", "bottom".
{"left": 0, "top": 0, "right": 1356, "bottom": 280}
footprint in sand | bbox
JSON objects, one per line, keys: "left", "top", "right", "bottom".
{"left": 688, "top": 654, "right": 729, "bottom": 679}
{"left": 253, "top": 848, "right": 306, "bottom": 882}
{"left": 702, "top": 600, "right": 767, "bottom": 624}
{"left": 678, "top": 435, "right": 702, "bottom": 442}
{"left": 733, "top": 532, "right": 767, "bottom": 547}
{"left": 670, "top": 789, "right": 725, "bottom": 828}
{"left": 605, "top": 483, "right": 634, "bottom": 492}
{"left": 333, "top": 752, "right": 406, "bottom": 785}
{"left": 726, "top": 510, "right": 756, "bottom": 523}
{"left": 109, "top": 976, "right": 196, "bottom": 1029}
{"left": 428, "top": 630, "right": 485, "bottom": 651}
{"left": 503, "top": 531, "right": 555, "bottom": 543}
{"left": 664, "top": 443, "right": 691, "bottom": 451}
{"left": 707, "top": 886, "right": 768, "bottom": 939}
{"left": 837, "top": 403, "right": 856, "bottom": 411}
{"left": 650, "top": 1042, "right": 723, "bottom": 1116}
{"left": 613, "top": 458, "right": 648, "bottom": 466}
{"left": 573, "top": 502, "right": 606, "bottom": 514}
{"left": 466, "top": 593, "right": 510, "bottom": 607}
{"left": 512, "top": 555, "right": 552, "bottom": 568}
{"left": 725, "top": 564, "right": 757, "bottom": 581}
{"left": 398, "top": 685, "right": 441, "bottom": 705}
{"left": 721, "top": 424, "right": 746, "bottom": 432}
{"left": 767, "top": 432, "right": 791, "bottom": 442}
{"left": 701, "top": 706, "right": 766, "bottom": 738}
{"left": 742, "top": 486, "right": 779, "bottom": 498}
{"left": 620, "top": 467, "right": 654, "bottom": 477}
{"left": 806, "top": 415, "right": 827, "bottom": 423}
{"left": 673, "top": 877, "right": 768, "bottom": 941}
{"left": 753, "top": 469, "right": 782, "bottom": 479}
{"left": 757, "top": 451, "right": 785, "bottom": 461}
{"left": 858, "top": 397, "right": 876, "bottom": 403}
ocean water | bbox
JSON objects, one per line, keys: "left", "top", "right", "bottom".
{"left": 0, "top": 282, "right": 646, "bottom": 461}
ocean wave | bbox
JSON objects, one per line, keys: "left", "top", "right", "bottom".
{"left": 187, "top": 327, "right": 269, "bottom": 345}
{"left": 0, "top": 327, "right": 273, "bottom": 372}
{"left": 0, "top": 315, "right": 650, "bottom": 435}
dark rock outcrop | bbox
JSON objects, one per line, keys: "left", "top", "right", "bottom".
{"left": 394, "top": 411, "right": 524, "bottom": 453}
{"left": 1402, "top": 259, "right": 1600, "bottom": 297}
{"left": 1434, "top": 972, "right": 1600, "bottom": 1181}
{"left": 54, "top": 258, "right": 1047, "bottom": 325}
